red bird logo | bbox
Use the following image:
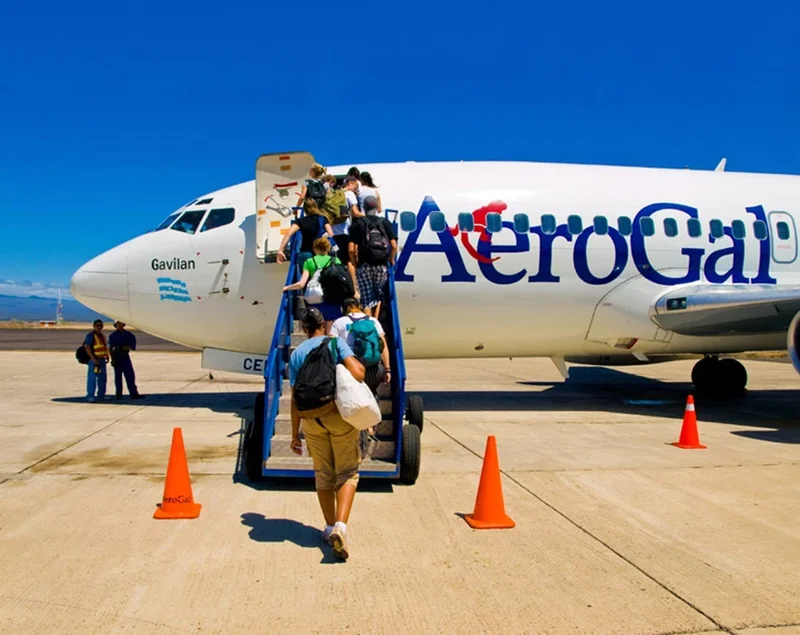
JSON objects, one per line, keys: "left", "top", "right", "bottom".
{"left": 448, "top": 201, "right": 508, "bottom": 264}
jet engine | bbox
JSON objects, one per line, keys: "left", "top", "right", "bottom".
{"left": 787, "top": 311, "right": 800, "bottom": 374}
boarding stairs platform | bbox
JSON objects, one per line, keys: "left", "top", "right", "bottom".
{"left": 242, "top": 163, "right": 423, "bottom": 482}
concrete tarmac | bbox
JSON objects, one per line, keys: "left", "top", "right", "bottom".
{"left": 0, "top": 328, "right": 193, "bottom": 352}
{"left": 0, "top": 352, "right": 798, "bottom": 634}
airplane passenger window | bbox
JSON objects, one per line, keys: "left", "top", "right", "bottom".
{"left": 710, "top": 219, "right": 724, "bottom": 239}
{"left": 458, "top": 213, "right": 474, "bottom": 232}
{"left": 687, "top": 219, "right": 702, "bottom": 238}
{"left": 400, "top": 212, "right": 417, "bottom": 232}
{"left": 170, "top": 210, "right": 207, "bottom": 234}
{"left": 664, "top": 218, "right": 678, "bottom": 237}
{"left": 731, "top": 220, "right": 746, "bottom": 240}
{"left": 513, "top": 213, "right": 529, "bottom": 234}
{"left": 485, "top": 212, "right": 502, "bottom": 233}
{"left": 399, "top": 211, "right": 416, "bottom": 232}
{"left": 617, "top": 216, "right": 632, "bottom": 236}
{"left": 777, "top": 221, "right": 791, "bottom": 240}
{"left": 541, "top": 214, "right": 557, "bottom": 235}
{"left": 154, "top": 212, "right": 180, "bottom": 232}
{"left": 753, "top": 220, "right": 768, "bottom": 240}
{"left": 429, "top": 211, "right": 446, "bottom": 233}
{"left": 200, "top": 208, "right": 235, "bottom": 232}
{"left": 567, "top": 215, "right": 583, "bottom": 235}
{"left": 593, "top": 216, "right": 608, "bottom": 235}
{"left": 639, "top": 217, "right": 655, "bottom": 237}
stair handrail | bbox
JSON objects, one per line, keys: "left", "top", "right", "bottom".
{"left": 387, "top": 241, "right": 407, "bottom": 469}
{"left": 261, "top": 211, "right": 303, "bottom": 467}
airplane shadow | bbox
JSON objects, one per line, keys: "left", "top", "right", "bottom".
{"left": 415, "top": 366, "right": 800, "bottom": 444}
{"left": 51, "top": 391, "right": 257, "bottom": 414}
{"left": 50, "top": 367, "right": 800, "bottom": 460}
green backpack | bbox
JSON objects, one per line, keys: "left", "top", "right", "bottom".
{"left": 350, "top": 316, "right": 382, "bottom": 366}
{"left": 322, "top": 188, "right": 350, "bottom": 225}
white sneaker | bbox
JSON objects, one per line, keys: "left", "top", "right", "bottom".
{"left": 329, "top": 523, "right": 349, "bottom": 561}
{"left": 321, "top": 525, "right": 334, "bottom": 544}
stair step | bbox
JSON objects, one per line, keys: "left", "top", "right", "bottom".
{"left": 269, "top": 435, "right": 395, "bottom": 460}
{"left": 265, "top": 456, "right": 397, "bottom": 472}
{"left": 273, "top": 413, "right": 395, "bottom": 437}
{"left": 376, "top": 382, "right": 391, "bottom": 398}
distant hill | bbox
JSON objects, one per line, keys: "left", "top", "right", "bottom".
{"left": 0, "top": 295, "right": 110, "bottom": 322}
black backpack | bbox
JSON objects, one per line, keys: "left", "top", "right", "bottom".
{"left": 76, "top": 345, "right": 90, "bottom": 365}
{"left": 305, "top": 179, "right": 327, "bottom": 207}
{"left": 293, "top": 338, "right": 337, "bottom": 415}
{"left": 319, "top": 258, "right": 355, "bottom": 305}
{"left": 362, "top": 217, "right": 390, "bottom": 265}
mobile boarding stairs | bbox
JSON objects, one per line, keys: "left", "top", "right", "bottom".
{"left": 241, "top": 151, "right": 423, "bottom": 484}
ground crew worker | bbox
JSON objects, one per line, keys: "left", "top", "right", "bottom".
{"left": 83, "top": 319, "right": 109, "bottom": 402}
{"left": 289, "top": 307, "right": 365, "bottom": 561}
{"left": 109, "top": 321, "right": 143, "bottom": 400}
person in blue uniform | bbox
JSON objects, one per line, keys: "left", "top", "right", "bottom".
{"left": 83, "top": 319, "right": 109, "bottom": 402}
{"left": 109, "top": 321, "right": 143, "bottom": 400}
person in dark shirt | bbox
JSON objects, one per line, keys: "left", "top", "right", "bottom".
{"left": 108, "top": 321, "right": 143, "bottom": 400}
{"left": 348, "top": 196, "right": 397, "bottom": 317}
{"left": 276, "top": 200, "right": 334, "bottom": 271}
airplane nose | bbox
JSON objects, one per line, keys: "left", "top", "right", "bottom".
{"left": 70, "top": 243, "right": 131, "bottom": 322}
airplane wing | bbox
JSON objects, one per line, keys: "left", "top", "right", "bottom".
{"left": 651, "top": 284, "right": 800, "bottom": 335}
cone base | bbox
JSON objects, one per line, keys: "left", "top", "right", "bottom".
{"left": 465, "top": 513, "right": 515, "bottom": 529}
{"left": 671, "top": 442, "right": 707, "bottom": 450}
{"left": 153, "top": 503, "right": 202, "bottom": 519}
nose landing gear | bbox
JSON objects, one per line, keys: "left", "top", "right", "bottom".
{"left": 691, "top": 356, "right": 748, "bottom": 396}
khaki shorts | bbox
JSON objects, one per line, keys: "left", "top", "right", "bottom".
{"left": 302, "top": 410, "right": 361, "bottom": 491}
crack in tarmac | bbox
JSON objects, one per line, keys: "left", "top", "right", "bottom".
{"left": 429, "top": 417, "right": 736, "bottom": 635}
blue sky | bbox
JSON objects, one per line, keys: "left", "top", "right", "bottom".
{"left": 1, "top": 0, "right": 797, "bottom": 298}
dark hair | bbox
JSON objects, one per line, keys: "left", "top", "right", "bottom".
{"left": 341, "top": 298, "right": 361, "bottom": 313}
{"left": 300, "top": 308, "right": 324, "bottom": 333}
{"left": 360, "top": 171, "right": 377, "bottom": 187}
{"left": 347, "top": 166, "right": 361, "bottom": 179}
{"left": 93, "top": 320, "right": 103, "bottom": 326}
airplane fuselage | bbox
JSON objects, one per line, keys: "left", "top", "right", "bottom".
{"left": 72, "top": 161, "right": 800, "bottom": 361}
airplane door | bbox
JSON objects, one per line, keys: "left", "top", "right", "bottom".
{"left": 255, "top": 152, "right": 316, "bottom": 261}
{"left": 768, "top": 211, "right": 797, "bottom": 264}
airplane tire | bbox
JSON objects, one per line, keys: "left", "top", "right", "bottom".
{"left": 691, "top": 357, "right": 720, "bottom": 394}
{"left": 406, "top": 395, "right": 424, "bottom": 433}
{"left": 400, "top": 424, "right": 421, "bottom": 485}
{"left": 243, "top": 394, "right": 265, "bottom": 481}
{"left": 719, "top": 358, "right": 747, "bottom": 395}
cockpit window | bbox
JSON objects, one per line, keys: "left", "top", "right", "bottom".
{"left": 195, "top": 197, "right": 214, "bottom": 205}
{"left": 154, "top": 212, "right": 180, "bottom": 232}
{"left": 200, "top": 208, "right": 235, "bottom": 232}
{"left": 170, "top": 210, "right": 207, "bottom": 234}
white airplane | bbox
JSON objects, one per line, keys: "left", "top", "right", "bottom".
{"left": 71, "top": 151, "right": 800, "bottom": 396}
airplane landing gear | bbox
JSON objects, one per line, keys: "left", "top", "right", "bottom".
{"left": 691, "top": 356, "right": 747, "bottom": 396}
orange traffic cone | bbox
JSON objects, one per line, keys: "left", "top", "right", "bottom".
{"left": 153, "top": 428, "right": 202, "bottom": 519}
{"left": 465, "top": 436, "right": 515, "bottom": 529}
{"left": 672, "top": 395, "right": 707, "bottom": 449}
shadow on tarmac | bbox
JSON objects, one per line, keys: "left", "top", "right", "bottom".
{"left": 415, "top": 366, "right": 800, "bottom": 444}
{"left": 51, "top": 367, "right": 800, "bottom": 447}
{"left": 240, "top": 513, "right": 341, "bottom": 564}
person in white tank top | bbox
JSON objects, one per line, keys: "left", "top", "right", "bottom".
{"left": 356, "top": 171, "right": 382, "bottom": 216}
